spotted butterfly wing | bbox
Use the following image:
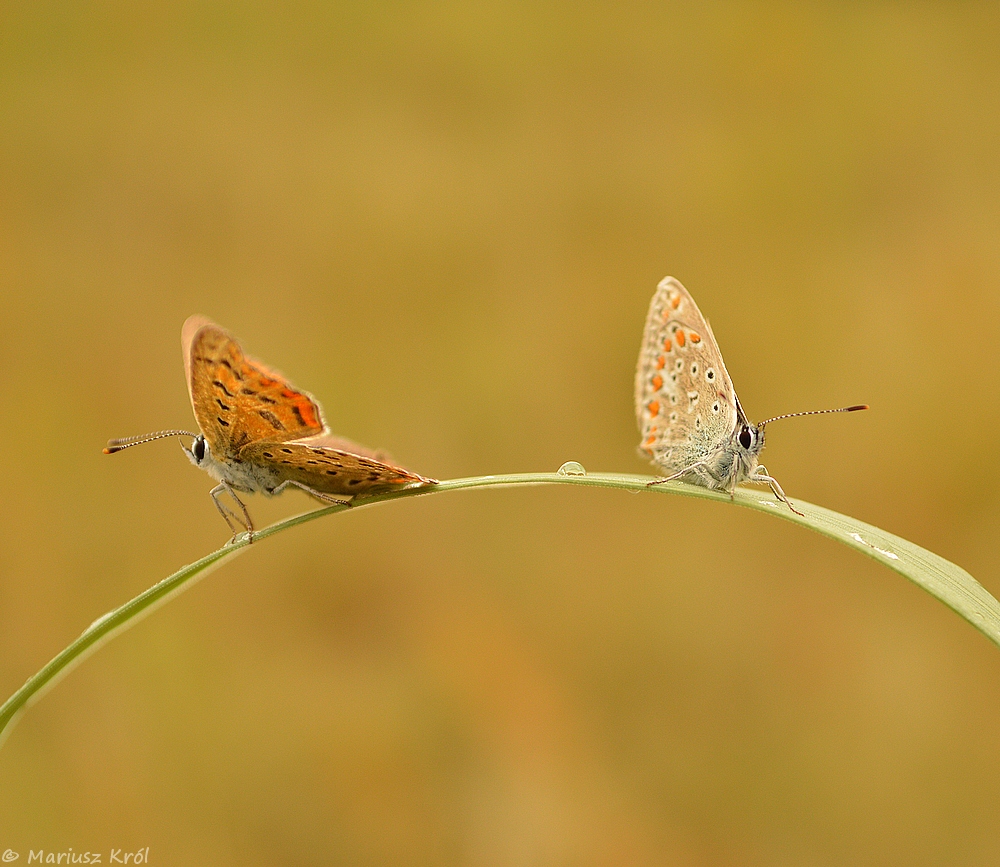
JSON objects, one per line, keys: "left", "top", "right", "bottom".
{"left": 635, "top": 277, "right": 742, "bottom": 473}
{"left": 182, "top": 316, "right": 326, "bottom": 459}
{"left": 240, "top": 435, "right": 436, "bottom": 497}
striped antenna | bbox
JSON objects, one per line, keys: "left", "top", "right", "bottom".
{"left": 759, "top": 405, "right": 868, "bottom": 428}
{"left": 103, "top": 430, "right": 198, "bottom": 454}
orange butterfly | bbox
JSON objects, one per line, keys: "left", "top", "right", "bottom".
{"left": 106, "top": 316, "right": 436, "bottom": 541}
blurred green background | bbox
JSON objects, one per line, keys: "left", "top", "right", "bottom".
{"left": 3, "top": 3, "right": 1000, "bottom": 864}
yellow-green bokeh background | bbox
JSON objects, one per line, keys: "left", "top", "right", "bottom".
{"left": 3, "top": 4, "right": 1000, "bottom": 864}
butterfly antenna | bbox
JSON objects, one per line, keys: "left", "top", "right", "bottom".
{"left": 103, "top": 430, "right": 198, "bottom": 454}
{"left": 759, "top": 405, "right": 868, "bottom": 427}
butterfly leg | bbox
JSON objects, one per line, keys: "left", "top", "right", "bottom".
{"left": 749, "top": 466, "right": 804, "bottom": 517}
{"left": 270, "top": 479, "right": 352, "bottom": 507}
{"left": 647, "top": 461, "right": 712, "bottom": 488}
{"left": 210, "top": 482, "right": 255, "bottom": 543}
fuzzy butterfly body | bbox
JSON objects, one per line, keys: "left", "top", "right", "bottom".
{"left": 635, "top": 277, "right": 867, "bottom": 513}
{"left": 105, "top": 316, "right": 436, "bottom": 541}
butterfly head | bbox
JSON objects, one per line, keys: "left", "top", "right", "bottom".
{"left": 731, "top": 395, "right": 766, "bottom": 463}
{"left": 180, "top": 433, "right": 238, "bottom": 487}
{"left": 182, "top": 434, "right": 208, "bottom": 468}
{"left": 737, "top": 421, "right": 765, "bottom": 458}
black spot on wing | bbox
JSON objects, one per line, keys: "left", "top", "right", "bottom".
{"left": 258, "top": 409, "right": 287, "bottom": 431}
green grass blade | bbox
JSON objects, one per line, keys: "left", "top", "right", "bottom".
{"left": 0, "top": 545, "right": 248, "bottom": 748}
{"left": 1, "top": 470, "right": 994, "bottom": 747}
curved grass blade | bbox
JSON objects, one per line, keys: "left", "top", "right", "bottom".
{"left": 1, "top": 470, "right": 994, "bottom": 747}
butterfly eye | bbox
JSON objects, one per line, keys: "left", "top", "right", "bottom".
{"left": 739, "top": 426, "right": 753, "bottom": 450}
{"left": 192, "top": 435, "right": 207, "bottom": 463}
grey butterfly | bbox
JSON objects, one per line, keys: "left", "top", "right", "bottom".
{"left": 635, "top": 276, "right": 866, "bottom": 514}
